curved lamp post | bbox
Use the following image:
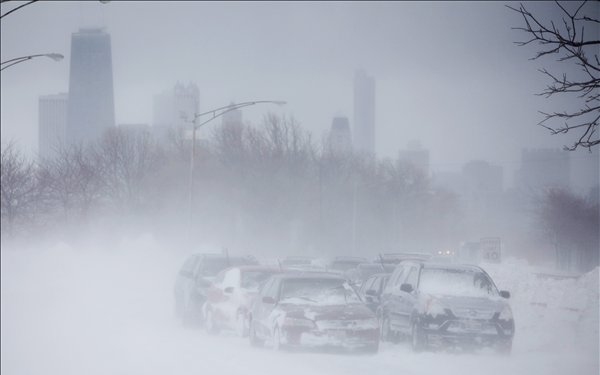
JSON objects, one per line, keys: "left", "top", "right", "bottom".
{"left": 183, "top": 100, "right": 286, "bottom": 236}
{"left": 1, "top": 53, "right": 64, "bottom": 71}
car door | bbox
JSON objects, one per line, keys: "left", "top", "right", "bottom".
{"left": 396, "top": 265, "right": 420, "bottom": 334}
{"left": 387, "top": 265, "right": 409, "bottom": 331}
{"left": 380, "top": 266, "right": 405, "bottom": 324}
{"left": 254, "top": 278, "right": 279, "bottom": 339}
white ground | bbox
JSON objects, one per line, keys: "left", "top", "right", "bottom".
{"left": 2, "top": 234, "right": 598, "bottom": 375}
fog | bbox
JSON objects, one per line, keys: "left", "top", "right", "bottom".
{"left": 1, "top": 1, "right": 599, "bottom": 375}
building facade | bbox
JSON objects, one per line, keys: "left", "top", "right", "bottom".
{"left": 327, "top": 116, "right": 352, "bottom": 154}
{"left": 38, "top": 93, "right": 68, "bottom": 160}
{"left": 66, "top": 28, "right": 115, "bottom": 146}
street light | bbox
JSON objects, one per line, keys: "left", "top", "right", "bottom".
{"left": 1, "top": 53, "right": 64, "bottom": 72}
{"left": 183, "top": 100, "right": 287, "bottom": 237}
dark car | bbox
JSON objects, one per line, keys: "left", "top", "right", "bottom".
{"left": 378, "top": 261, "right": 514, "bottom": 353}
{"left": 174, "top": 253, "right": 258, "bottom": 325}
{"left": 359, "top": 273, "right": 391, "bottom": 312}
{"left": 248, "top": 273, "right": 379, "bottom": 353}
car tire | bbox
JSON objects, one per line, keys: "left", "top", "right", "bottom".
{"left": 204, "top": 308, "right": 220, "bottom": 335}
{"left": 272, "top": 326, "right": 282, "bottom": 351}
{"left": 249, "top": 320, "right": 264, "bottom": 347}
{"left": 411, "top": 321, "right": 428, "bottom": 352}
{"left": 496, "top": 339, "right": 512, "bottom": 355}
{"left": 236, "top": 310, "right": 249, "bottom": 338}
{"left": 380, "top": 316, "right": 394, "bottom": 343}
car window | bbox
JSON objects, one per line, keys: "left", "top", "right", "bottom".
{"left": 213, "top": 269, "right": 226, "bottom": 285}
{"left": 260, "top": 278, "right": 273, "bottom": 296}
{"left": 404, "top": 266, "right": 419, "bottom": 290}
{"left": 384, "top": 266, "right": 404, "bottom": 293}
{"left": 180, "top": 255, "right": 198, "bottom": 275}
{"left": 263, "top": 278, "right": 280, "bottom": 300}
{"left": 371, "top": 277, "right": 382, "bottom": 293}
{"left": 361, "top": 277, "right": 375, "bottom": 293}
{"left": 222, "top": 268, "right": 240, "bottom": 288}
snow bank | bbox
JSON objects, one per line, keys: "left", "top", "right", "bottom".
{"left": 1, "top": 238, "right": 598, "bottom": 375}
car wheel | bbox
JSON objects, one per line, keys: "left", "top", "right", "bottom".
{"left": 272, "top": 326, "right": 282, "bottom": 351}
{"left": 380, "top": 316, "right": 393, "bottom": 342}
{"left": 411, "top": 321, "right": 428, "bottom": 352}
{"left": 249, "top": 320, "right": 264, "bottom": 347}
{"left": 496, "top": 339, "right": 512, "bottom": 355}
{"left": 236, "top": 310, "right": 249, "bottom": 337}
{"left": 204, "top": 309, "right": 220, "bottom": 335}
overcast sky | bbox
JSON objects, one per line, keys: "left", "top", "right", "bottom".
{"left": 1, "top": 1, "right": 598, "bottom": 188}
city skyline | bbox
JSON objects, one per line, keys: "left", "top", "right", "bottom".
{"left": 2, "top": 2, "right": 598, "bottom": 187}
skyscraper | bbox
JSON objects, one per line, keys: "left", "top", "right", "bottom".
{"left": 353, "top": 69, "right": 375, "bottom": 155}
{"left": 66, "top": 28, "right": 115, "bottom": 145}
{"left": 38, "top": 93, "right": 68, "bottom": 160}
{"left": 327, "top": 116, "right": 352, "bottom": 154}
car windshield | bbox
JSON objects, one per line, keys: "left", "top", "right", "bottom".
{"left": 241, "top": 270, "right": 276, "bottom": 291}
{"left": 419, "top": 268, "right": 499, "bottom": 297}
{"left": 280, "top": 278, "right": 361, "bottom": 305}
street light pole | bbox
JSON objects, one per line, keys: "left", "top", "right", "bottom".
{"left": 184, "top": 100, "right": 286, "bottom": 240}
{"left": 1, "top": 53, "right": 64, "bottom": 72}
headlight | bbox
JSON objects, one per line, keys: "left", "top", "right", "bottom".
{"left": 284, "top": 317, "right": 316, "bottom": 328}
{"left": 499, "top": 306, "right": 513, "bottom": 321}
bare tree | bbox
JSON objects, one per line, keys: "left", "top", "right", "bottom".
{"left": 509, "top": 1, "right": 599, "bottom": 150}
{"left": 0, "top": 142, "right": 39, "bottom": 236}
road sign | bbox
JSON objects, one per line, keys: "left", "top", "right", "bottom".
{"left": 480, "top": 237, "right": 501, "bottom": 263}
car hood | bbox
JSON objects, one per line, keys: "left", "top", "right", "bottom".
{"left": 278, "top": 302, "right": 375, "bottom": 321}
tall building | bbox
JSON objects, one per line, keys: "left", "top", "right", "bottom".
{"left": 353, "top": 69, "right": 375, "bottom": 154}
{"left": 153, "top": 82, "right": 200, "bottom": 128}
{"left": 514, "top": 148, "right": 571, "bottom": 190}
{"left": 327, "top": 116, "right": 352, "bottom": 154}
{"left": 222, "top": 102, "right": 243, "bottom": 128}
{"left": 38, "top": 93, "right": 68, "bottom": 160}
{"left": 398, "top": 141, "right": 430, "bottom": 176}
{"left": 66, "top": 28, "right": 115, "bottom": 145}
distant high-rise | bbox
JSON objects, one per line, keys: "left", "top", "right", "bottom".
{"left": 38, "top": 93, "right": 68, "bottom": 160}
{"left": 514, "top": 148, "right": 571, "bottom": 190}
{"left": 153, "top": 82, "right": 199, "bottom": 128}
{"left": 353, "top": 69, "right": 375, "bottom": 154}
{"left": 327, "top": 116, "right": 352, "bottom": 154}
{"left": 66, "top": 28, "right": 115, "bottom": 145}
{"left": 398, "top": 141, "right": 430, "bottom": 176}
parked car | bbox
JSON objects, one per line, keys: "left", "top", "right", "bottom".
{"left": 174, "top": 253, "right": 258, "bottom": 325}
{"left": 345, "top": 263, "right": 395, "bottom": 286}
{"left": 359, "top": 273, "right": 391, "bottom": 313}
{"left": 375, "top": 252, "right": 432, "bottom": 265}
{"left": 328, "top": 256, "right": 370, "bottom": 273}
{"left": 281, "top": 256, "right": 316, "bottom": 267}
{"left": 378, "top": 261, "right": 514, "bottom": 353}
{"left": 203, "top": 266, "right": 284, "bottom": 336}
{"left": 248, "top": 273, "right": 379, "bottom": 353}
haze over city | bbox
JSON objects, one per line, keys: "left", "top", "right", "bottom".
{"left": 2, "top": 1, "right": 598, "bottom": 190}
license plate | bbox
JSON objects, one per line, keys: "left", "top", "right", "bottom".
{"left": 463, "top": 320, "right": 483, "bottom": 331}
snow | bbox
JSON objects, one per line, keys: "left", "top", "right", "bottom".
{"left": 1, "top": 235, "right": 598, "bottom": 375}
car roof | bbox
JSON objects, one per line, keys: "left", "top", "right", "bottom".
{"left": 230, "top": 265, "right": 282, "bottom": 272}
{"left": 400, "top": 260, "right": 484, "bottom": 273}
{"left": 271, "top": 272, "right": 346, "bottom": 281}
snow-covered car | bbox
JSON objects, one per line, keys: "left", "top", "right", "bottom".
{"left": 359, "top": 273, "right": 390, "bottom": 313}
{"left": 281, "top": 256, "right": 316, "bottom": 267}
{"left": 248, "top": 273, "right": 379, "bottom": 353}
{"left": 328, "top": 256, "right": 370, "bottom": 273}
{"left": 203, "top": 266, "right": 284, "bottom": 336}
{"left": 374, "top": 252, "right": 432, "bottom": 265}
{"left": 345, "top": 263, "right": 395, "bottom": 286}
{"left": 174, "top": 253, "right": 258, "bottom": 325}
{"left": 378, "top": 261, "right": 514, "bottom": 353}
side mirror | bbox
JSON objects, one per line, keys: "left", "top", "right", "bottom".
{"left": 224, "top": 286, "right": 234, "bottom": 294}
{"left": 365, "top": 289, "right": 378, "bottom": 297}
{"left": 500, "top": 290, "right": 510, "bottom": 299}
{"left": 400, "top": 283, "right": 414, "bottom": 293}
{"left": 262, "top": 296, "right": 276, "bottom": 304}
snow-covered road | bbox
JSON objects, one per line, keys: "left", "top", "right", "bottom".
{"left": 2, "top": 236, "right": 598, "bottom": 375}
